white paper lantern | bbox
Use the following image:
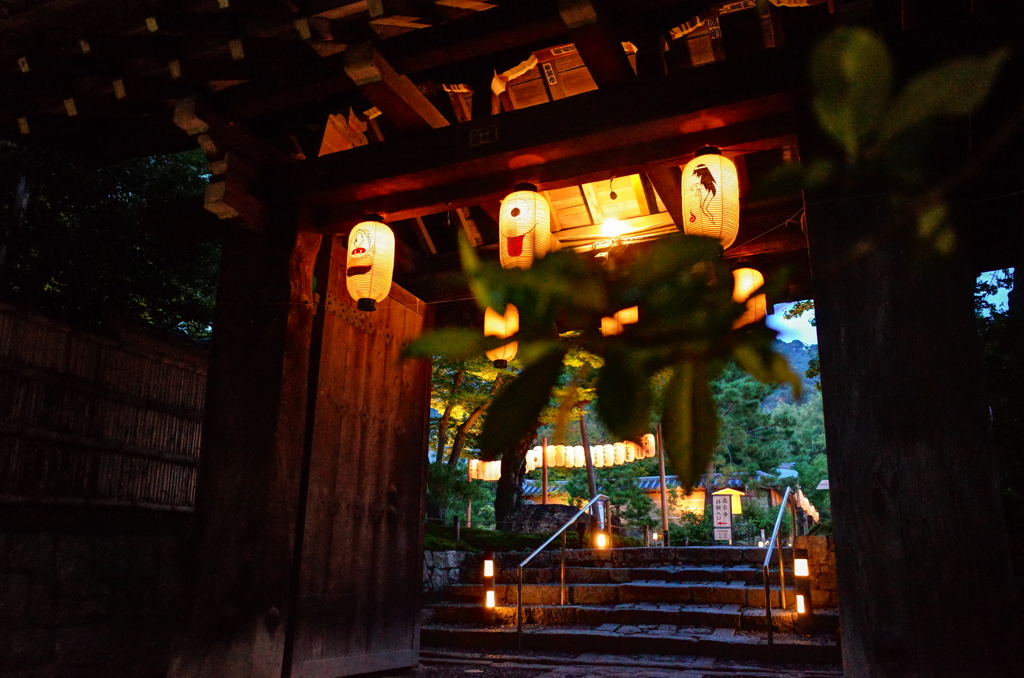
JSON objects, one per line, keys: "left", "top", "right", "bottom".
{"left": 613, "top": 443, "right": 626, "bottom": 466}
{"left": 554, "top": 445, "right": 565, "bottom": 467}
{"left": 624, "top": 441, "right": 637, "bottom": 463}
{"left": 681, "top": 148, "right": 739, "bottom": 250}
{"left": 499, "top": 184, "right": 551, "bottom": 269}
{"left": 732, "top": 267, "right": 767, "bottom": 328}
{"left": 346, "top": 217, "right": 395, "bottom": 311}
{"left": 641, "top": 433, "right": 656, "bottom": 458}
{"left": 484, "top": 304, "right": 519, "bottom": 367}
{"left": 592, "top": 446, "right": 604, "bottom": 468}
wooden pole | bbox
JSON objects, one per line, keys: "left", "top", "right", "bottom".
{"left": 466, "top": 464, "right": 472, "bottom": 529}
{"left": 541, "top": 436, "right": 548, "bottom": 505}
{"left": 656, "top": 424, "right": 670, "bottom": 545}
{"left": 578, "top": 418, "right": 598, "bottom": 500}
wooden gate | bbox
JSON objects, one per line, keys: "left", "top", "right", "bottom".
{"left": 287, "top": 236, "right": 431, "bottom": 677}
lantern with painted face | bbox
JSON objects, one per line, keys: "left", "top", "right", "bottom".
{"left": 681, "top": 147, "right": 739, "bottom": 250}
{"left": 499, "top": 184, "right": 551, "bottom": 269}
{"left": 346, "top": 216, "right": 395, "bottom": 311}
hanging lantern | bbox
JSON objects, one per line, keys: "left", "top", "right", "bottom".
{"left": 681, "top": 147, "right": 739, "bottom": 249}
{"left": 600, "top": 306, "right": 639, "bottom": 337}
{"left": 554, "top": 445, "right": 566, "bottom": 467}
{"left": 732, "top": 267, "right": 767, "bottom": 328}
{"left": 613, "top": 443, "right": 626, "bottom": 466}
{"left": 623, "top": 441, "right": 637, "bottom": 463}
{"left": 499, "top": 183, "right": 551, "bottom": 269}
{"left": 346, "top": 216, "right": 395, "bottom": 312}
{"left": 642, "top": 433, "right": 656, "bottom": 458}
{"left": 484, "top": 304, "right": 519, "bottom": 368}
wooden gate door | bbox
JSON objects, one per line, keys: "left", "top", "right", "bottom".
{"left": 288, "top": 237, "right": 431, "bottom": 677}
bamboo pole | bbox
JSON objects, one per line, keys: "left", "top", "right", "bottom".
{"left": 541, "top": 436, "right": 548, "bottom": 505}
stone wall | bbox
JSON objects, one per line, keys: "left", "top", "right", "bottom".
{"left": 795, "top": 535, "right": 839, "bottom": 608}
{"left": 423, "top": 550, "right": 468, "bottom": 593}
{"left": 0, "top": 504, "right": 193, "bottom": 678}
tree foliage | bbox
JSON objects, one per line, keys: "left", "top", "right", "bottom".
{"left": 0, "top": 144, "right": 218, "bottom": 335}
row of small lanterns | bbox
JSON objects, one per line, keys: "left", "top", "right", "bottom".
{"left": 466, "top": 433, "right": 657, "bottom": 481}
{"left": 343, "top": 149, "right": 762, "bottom": 351}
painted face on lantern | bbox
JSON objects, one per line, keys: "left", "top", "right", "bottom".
{"left": 689, "top": 163, "right": 718, "bottom": 224}
{"left": 347, "top": 227, "right": 374, "bottom": 277}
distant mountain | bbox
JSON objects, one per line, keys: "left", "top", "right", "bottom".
{"left": 766, "top": 339, "right": 819, "bottom": 408}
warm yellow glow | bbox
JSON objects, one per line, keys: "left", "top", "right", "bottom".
{"left": 600, "top": 306, "right": 639, "bottom": 337}
{"left": 468, "top": 459, "right": 502, "bottom": 481}
{"left": 346, "top": 219, "right": 395, "bottom": 309}
{"left": 600, "top": 217, "right": 627, "bottom": 238}
{"left": 731, "top": 268, "right": 767, "bottom": 328}
{"left": 794, "top": 558, "right": 809, "bottom": 578}
{"left": 595, "top": 533, "right": 608, "bottom": 549}
{"left": 484, "top": 304, "right": 519, "bottom": 363}
{"left": 483, "top": 560, "right": 494, "bottom": 578}
{"left": 681, "top": 148, "right": 740, "bottom": 249}
{"left": 651, "top": 532, "right": 659, "bottom": 540}
{"left": 796, "top": 594, "right": 806, "bottom": 614}
{"left": 500, "top": 188, "right": 551, "bottom": 269}
{"left": 485, "top": 590, "right": 496, "bottom": 608}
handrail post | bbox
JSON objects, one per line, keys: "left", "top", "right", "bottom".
{"left": 778, "top": 540, "right": 787, "bottom": 610}
{"left": 560, "top": 531, "right": 567, "bottom": 605}
{"left": 764, "top": 563, "right": 774, "bottom": 657}
{"left": 517, "top": 565, "right": 523, "bottom": 651}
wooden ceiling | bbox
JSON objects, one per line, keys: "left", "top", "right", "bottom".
{"left": 6, "top": 0, "right": 1017, "bottom": 309}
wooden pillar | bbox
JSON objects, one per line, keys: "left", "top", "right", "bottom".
{"left": 805, "top": 190, "right": 1023, "bottom": 677}
{"left": 170, "top": 204, "right": 321, "bottom": 678}
{"left": 541, "top": 436, "right": 549, "bottom": 505}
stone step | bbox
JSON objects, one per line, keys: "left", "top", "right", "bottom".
{"left": 445, "top": 581, "right": 795, "bottom": 608}
{"left": 490, "top": 564, "right": 793, "bottom": 586}
{"left": 421, "top": 623, "right": 841, "bottom": 665}
{"left": 426, "top": 601, "right": 816, "bottom": 633}
{"left": 463, "top": 547, "right": 795, "bottom": 583}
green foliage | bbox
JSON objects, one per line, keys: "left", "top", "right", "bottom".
{"left": 423, "top": 523, "right": 588, "bottom": 553}
{"left": 407, "top": 232, "right": 801, "bottom": 490}
{"left": 562, "top": 457, "right": 660, "bottom": 529}
{"left": 426, "top": 462, "right": 491, "bottom": 522}
{"left": 0, "top": 144, "right": 218, "bottom": 335}
{"left": 668, "top": 511, "right": 712, "bottom": 545}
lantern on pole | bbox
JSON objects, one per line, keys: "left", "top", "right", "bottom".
{"left": 732, "top": 267, "right": 767, "bottom": 328}
{"left": 681, "top": 147, "right": 739, "bottom": 249}
{"left": 499, "top": 183, "right": 551, "bottom": 269}
{"left": 484, "top": 304, "right": 519, "bottom": 368}
{"left": 346, "top": 216, "right": 395, "bottom": 312}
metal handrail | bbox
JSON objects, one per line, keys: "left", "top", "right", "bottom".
{"left": 516, "top": 493, "right": 610, "bottom": 650}
{"left": 762, "top": 485, "right": 793, "bottom": 657}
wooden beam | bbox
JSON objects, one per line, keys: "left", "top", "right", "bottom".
{"left": 412, "top": 215, "right": 437, "bottom": 255}
{"left": 265, "top": 48, "right": 799, "bottom": 226}
{"left": 343, "top": 41, "right": 449, "bottom": 131}
{"left": 644, "top": 164, "right": 684, "bottom": 230}
{"left": 558, "top": 0, "right": 635, "bottom": 88}
{"left": 456, "top": 207, "right": 484, "bottom": 247}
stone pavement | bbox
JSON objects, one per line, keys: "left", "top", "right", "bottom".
{"left": 397, "top": 650, "right": 844, "bottom": 678}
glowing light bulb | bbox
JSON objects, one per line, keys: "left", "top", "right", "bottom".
{"left": 794, "top": 558, "right": 809, "bottom": 578}
{"left": 595, "top": 533, "right": 609, "bottom": 549}
{"left": 601, "top": 217, "right": 627, "bottom": 238}
{"left": 485, "top": 590, "right": 496, "bottom": 608}
{"left": 796, "top": 594, "right": 806, "bottom": 614}
{"left": 484, "top": 559, "right": 494, "bottom": 578}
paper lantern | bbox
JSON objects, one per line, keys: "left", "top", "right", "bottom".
{"left": 681, "top": 147, "right": 739, "bottom": 249}
{"left": 613, "top": 443, "right": 625, "bottom": 466}
{"left": 346, "top": 216, "right": 395, "bottom": 311}
{"left": 624, "top": 441, "right": 637, "bottom": 463}
{"left": 484, "top": 304, "right": 519, "bottom": 368}
{"left": 592, "top": 447, "right": 605, "bottom": 468}
{"left": 499, "top": 184, "right": 551, "bottom": 269}
{"left": 641, "top": 433, "right": 656, "bottom": 458}
{"left": 554, "top": 445, "right": 565, "bottom": 467}
{"left": 600, "top": 306, "right": 640, "bottom": 337}
{"left": 732, "top": 268, "right": 767, "bottom": 328}
{"left": 573, "top": 446, "right": 585, "bottom": 467}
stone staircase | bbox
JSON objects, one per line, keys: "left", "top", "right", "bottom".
{"left": 421, "top": 546, "right": 840, "bottom": 665}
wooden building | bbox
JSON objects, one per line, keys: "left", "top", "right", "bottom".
{"left": 2, "top": 1, "right": 1023, "bottom": 677}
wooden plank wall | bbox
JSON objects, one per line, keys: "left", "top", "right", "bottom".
{"left": 289, "top": 236, "right": 431, "bottom": 677}
{"left": 0, "top": 301, "right": 207, "bottom": 509}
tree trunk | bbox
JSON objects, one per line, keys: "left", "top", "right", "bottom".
{"left": 434, "top": 369, "right": 463, "bottom": 464}
{"left": 494, "top": 427, "right": 536, "bottom": 530}
{"left": 447, "top": 403, "right": 486, "bottom": 467}
{"left": 805, "top": 189, "right": 1023, "bottom": 677}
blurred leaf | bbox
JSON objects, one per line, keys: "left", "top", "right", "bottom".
{"left": 750, "top": 160, "right": 835, "bottom": 201}
{"left": 596, "top": 348, "right": 652, "bottom": 441}
{"left": 477, "top": 348, "right": 566, "bottom": 459}
{"left": 458, "top": 231, "right": 495, "bottom": 309}
{"left": 404, "top": 328, "right": 504, "bottom": 360}
{"left": 876, "top": 49, "right": 1009, "bottom": 146}
{"left": 662, "top": 360, "right": 719, "bottom": 490}
{"left": 732, "top": 344, "right": 803, "bottom": 400}
{"left": 811, "top": 27, "right": 892, "bottom": 160}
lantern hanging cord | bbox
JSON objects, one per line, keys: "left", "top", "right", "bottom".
{"left": 730, "top": 207, "right": 804, "bottom": 251}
